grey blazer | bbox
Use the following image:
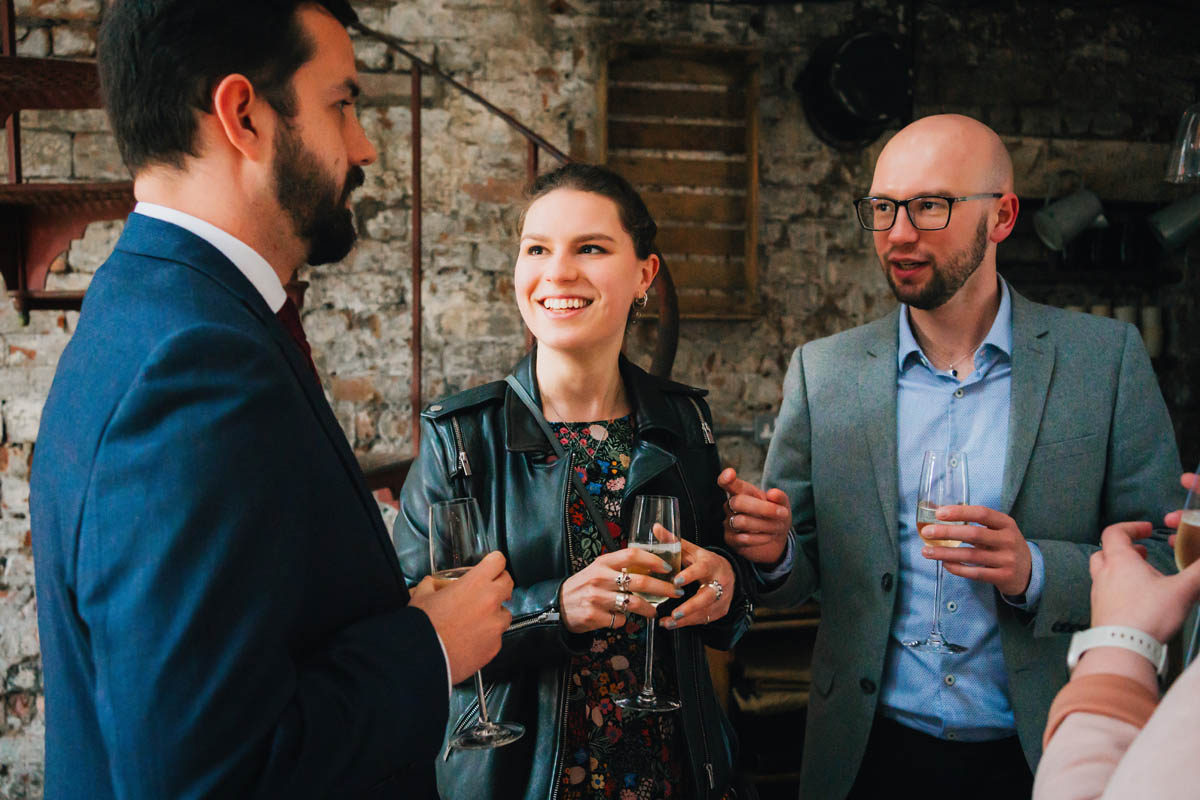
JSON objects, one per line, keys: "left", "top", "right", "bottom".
{"left": 759, "top": 288, "right": 1180, "bottom": 800}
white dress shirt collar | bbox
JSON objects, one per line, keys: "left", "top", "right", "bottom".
{"left": 133, "top": 202, "right": 288, "bottom": 313}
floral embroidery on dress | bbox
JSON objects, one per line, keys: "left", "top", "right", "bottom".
{"left": 555, "top": 416, "right": 687, "bottom": 800}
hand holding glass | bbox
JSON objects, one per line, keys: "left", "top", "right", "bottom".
{"left": 904, "top": 450, "right": 969, "bottom": 654}
{"left": 1178, "top": 467, "right": 1200, "bottom": 666}
{"left": 615, "top": 495, "right": 682, "bottom": 713}
{"left": 429, "top": 498, "right": 525, "bottom": 749}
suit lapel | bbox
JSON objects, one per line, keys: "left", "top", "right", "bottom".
{"left": 859, "top": 311, "right": 901, "bottom": 562}
{"left": 117, "top": 215, "right": 404, "bottom": 588}
{"left": 1000, "top": 292, "right": 1055, "bottom": 513}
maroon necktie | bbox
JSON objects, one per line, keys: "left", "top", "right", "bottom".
{"left": 276, "top": 297, "right": 319, "bottom": 379}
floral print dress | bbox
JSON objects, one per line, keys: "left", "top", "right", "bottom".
{"left": 554, "top": 416, "right": 687, "bottom": 800}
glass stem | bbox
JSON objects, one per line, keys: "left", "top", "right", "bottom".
{"left": 642, "top": 619, "right": 657, "bottom": 697}
{"left": 931, "top": 561, "right": 946, "bottom": 640}
{"left": 474, "top": 671, "right": 491, "bottom": 724}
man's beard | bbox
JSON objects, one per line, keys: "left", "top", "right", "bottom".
{"left": 883, "top": 214, "right": 989, "bottom": 310}
{"left": 273, "top": 122, "right": 365, "bottom": 266}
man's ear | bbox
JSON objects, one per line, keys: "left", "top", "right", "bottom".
{"left": 210, "top": 73, "right": 272, "bottom": 162}
{"left": 990, "top": 193, "right": 1020, "bottom": 244}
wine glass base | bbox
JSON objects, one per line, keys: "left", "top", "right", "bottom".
{"left": 904, "top": 637, "right": 967, "bottom": 655}
{"left": 615, "top": 694, "right": 682, "bottom": 714}
{"left": 450, "top": 721, "right": 525, "bottom": 750}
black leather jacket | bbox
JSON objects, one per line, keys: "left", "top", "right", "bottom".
{"left": 394, "top": 351, "right": 753, "bottom": 800}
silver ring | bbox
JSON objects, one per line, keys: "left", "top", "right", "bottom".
{"left": 609, "top": 612, "right": 617, "bottom": 629}
{"left": 614, "top": 591, "right": 630, "bottom": 613}
{"left": 706, "top": 614, "right": 711, "bottom": 624}
{"left": 706, "top": 580, "right": 724, "bottom": 601}
{"left": 615, "top": 568, "right": 631, "bottom": 591}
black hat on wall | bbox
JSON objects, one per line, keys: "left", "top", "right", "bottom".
{"left": 797, "top": 32, "right": 913, "bottom": 151}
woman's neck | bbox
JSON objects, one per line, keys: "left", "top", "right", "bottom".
{"left": 535, "top": 345, "right": 630, "bottom": 423}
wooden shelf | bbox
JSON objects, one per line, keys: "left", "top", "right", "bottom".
{"left": 0, "top": 55, "right": 101, "bottom": 120}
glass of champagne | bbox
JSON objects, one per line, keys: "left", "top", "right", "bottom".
{"left": 1178, "top": 466, "right": 1200, "bottom": 666}
{"left": 905, "top": 450, "right": 969, "bottom": 654}
{"left": 429, "top": 498, "right": 525, "bottom": 749}
{"left": 615, "top": 495, "right": 683, "bottom": 713}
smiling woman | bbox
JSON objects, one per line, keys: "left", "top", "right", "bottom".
{"left": 393, "top": 163, "right": 754, "bottom": 800}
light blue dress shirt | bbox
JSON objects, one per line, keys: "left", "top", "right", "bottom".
{"left": 878, "top": 279, "right": 1045, "bottom": 741}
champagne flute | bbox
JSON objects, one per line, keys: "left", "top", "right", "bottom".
{"left": 1178, "top": 465, "right": 1200, "bottom": 667}
{"left": 615, "top": 495, "right": 683, "bottom": 713}
{"left": 429, "top": 498, "right": 525, "bottom": 749}
{"left": 905, "top": 450, "right": 969, "bottom": 654}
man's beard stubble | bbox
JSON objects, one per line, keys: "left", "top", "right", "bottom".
{"left": 273, "top": 122, "right": 365, "bottom": 266}
{"left": 883, "top": 214, "right": 990, "bottom": 311}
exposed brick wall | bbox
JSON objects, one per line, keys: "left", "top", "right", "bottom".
{"left": 2, "top": 1, "right": 1198, "bottom": 794}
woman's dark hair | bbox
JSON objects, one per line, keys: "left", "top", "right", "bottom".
{"left": 98, "top": 0, "right": 357, "bottom": 173}
{"left": 521, "top": 163, "right": 658, "bottom": 259}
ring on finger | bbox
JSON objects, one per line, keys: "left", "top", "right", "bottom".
{"left": 609, "top": 612, "right": 617, "bottom": 629}
{"left": 615, "top": 567, "right": 631, "bottom": 591}
{"left": 706, "top": 579, "right": 724, "bottom": 601}
{"left": 614, "top": 591, "right": 630, "bottom": 613}
{"left": 706, "top": 614, "right": 711, "bottom": 624}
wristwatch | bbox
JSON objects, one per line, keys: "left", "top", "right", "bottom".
{"left": 1066, "top": 625, "right": 1167, "bottom": 677}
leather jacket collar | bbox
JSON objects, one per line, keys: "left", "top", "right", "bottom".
{"left": 504, "top": 347, "right": 687, "bottom": 453}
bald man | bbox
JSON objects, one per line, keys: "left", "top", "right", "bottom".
{"left": 721, "top": 114, "right": 1180, "bottom": 799}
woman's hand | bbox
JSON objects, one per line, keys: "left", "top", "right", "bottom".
{"left": 559, "top": 547, "right": 681, "bottom": 634}
{"left": 661, "top": 538, "right": 736, "bottom": 629}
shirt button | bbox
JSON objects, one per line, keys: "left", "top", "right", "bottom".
{"left": 947, "top": 732, "right": 958, "bottom": 741}
{"left": 954, "top": 388, "right": 964, "bottom": 398}
{"left": 946, "top": 600, "right": 958, "bottom": 612}
{"left": 944, "top": 674, "right": 956, "bottom": 687}
{"left": 881, "top": 573, "right": 894, "bottom": 592}
{"left": 860, "top": 678, "right": 877, "bottom": 695}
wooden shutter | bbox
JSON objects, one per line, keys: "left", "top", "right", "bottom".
{"left": 604, "top": 44, "right": 760, "bottom": 318}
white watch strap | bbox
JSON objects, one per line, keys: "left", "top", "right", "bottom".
{"left": 1067, "top": 625, "right": 1167, "bottom": 676}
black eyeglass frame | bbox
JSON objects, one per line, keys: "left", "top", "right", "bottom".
{"left": 853, "top": 193, "right": 1005, "bottom": 231}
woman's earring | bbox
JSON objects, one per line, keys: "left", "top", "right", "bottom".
{"left": 633, "top": 294, "right": 649, "bottom": 309}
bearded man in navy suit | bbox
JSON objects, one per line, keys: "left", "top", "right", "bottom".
{"left": 30, "top": 2, "right": 513, "bottom": 797}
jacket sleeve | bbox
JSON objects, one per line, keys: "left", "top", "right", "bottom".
{"left": 755, "top": 344, "right": 821, "bottom": 609}
{"left": 77, "top": 324, "right": 448, "bottom": 800}
{"left": 1030, "top": 324, "right": 1181, "bottom": 637}
{"left": 394, "top": 416, "right": 590, "bottom": 677}
{"left": 683, "top": 393, "right": 754, "bottom": 652}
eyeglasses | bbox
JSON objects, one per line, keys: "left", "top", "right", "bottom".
{"left": 854, "top": 193, "right": 1004, "bottom": 231}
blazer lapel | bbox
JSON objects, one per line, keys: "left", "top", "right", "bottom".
{"left": 859, "top": 310, "right": 901, "bottom": 562}
{"left": 117, "top": 215, "right": 404, "bottom": 587}
{"left": 1000, "top": 291, "right": 1055, "bottom": 513}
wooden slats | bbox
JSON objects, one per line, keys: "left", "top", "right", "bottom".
{"left": 608, "top": 120, "right": 744, "bottom": 153}
{"left": 609, "top": 155, "right": 746, "bottom": 188}
{"left": 656, "top": 225, "right": 745, "bottom": 256}
{"left": 642, "top": 191, "right": 746, "bottom": 225}
{"left": 608, "top": 87, "right": 745, "bottom": 120}
{"left": 666, "top": 257, "right": 747, "bottom": 288}
{"left": 608, "top": 56, "right": 743, "bottom": 87}
{"left": 0, "top": 57, "right": 101, "bottom": 120}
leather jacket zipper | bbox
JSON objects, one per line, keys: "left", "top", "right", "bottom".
{"left": 674, "top": 461, "right": 714, "bottom": 792}
{"left": 686, "top": 396, "right": 715, "bottom": 445}
{"left": 450, "top": 417, "right": 472, "bottom": 477}
{"left": 442, "top": 681, "right": 496, "bottom": 761}
{"left": 508, "top": 609, "right": 559, "bottom": 631}
{"left": 549, "top": 453, "right": 577, "bottom": 800}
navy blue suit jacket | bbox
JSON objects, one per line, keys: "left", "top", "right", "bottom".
{"left": 31, "top": 214, "right": 447, "bottom": 799}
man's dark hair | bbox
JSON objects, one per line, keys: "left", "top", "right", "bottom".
{"left": 99, "top": 0, "right": 358, "bottom": 173}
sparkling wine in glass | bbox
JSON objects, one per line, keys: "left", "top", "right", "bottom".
{"left": 429, "top": 498, "right": 525, "bottom": 749}
{"left": 615, "top": 495, "right": 682, "bottom": 713}
{"left": 905, "top": 450, "right": 968, "bottom": 655}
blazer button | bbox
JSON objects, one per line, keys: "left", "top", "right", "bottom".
{"left": 881, "top": 573, "right": 894, "bottom": 592}
{"left": 1052, "top": 622, "right": 1064, "bottom": 633}
{"left": 860, "top": 678, "right": 876, "bottom": 695}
